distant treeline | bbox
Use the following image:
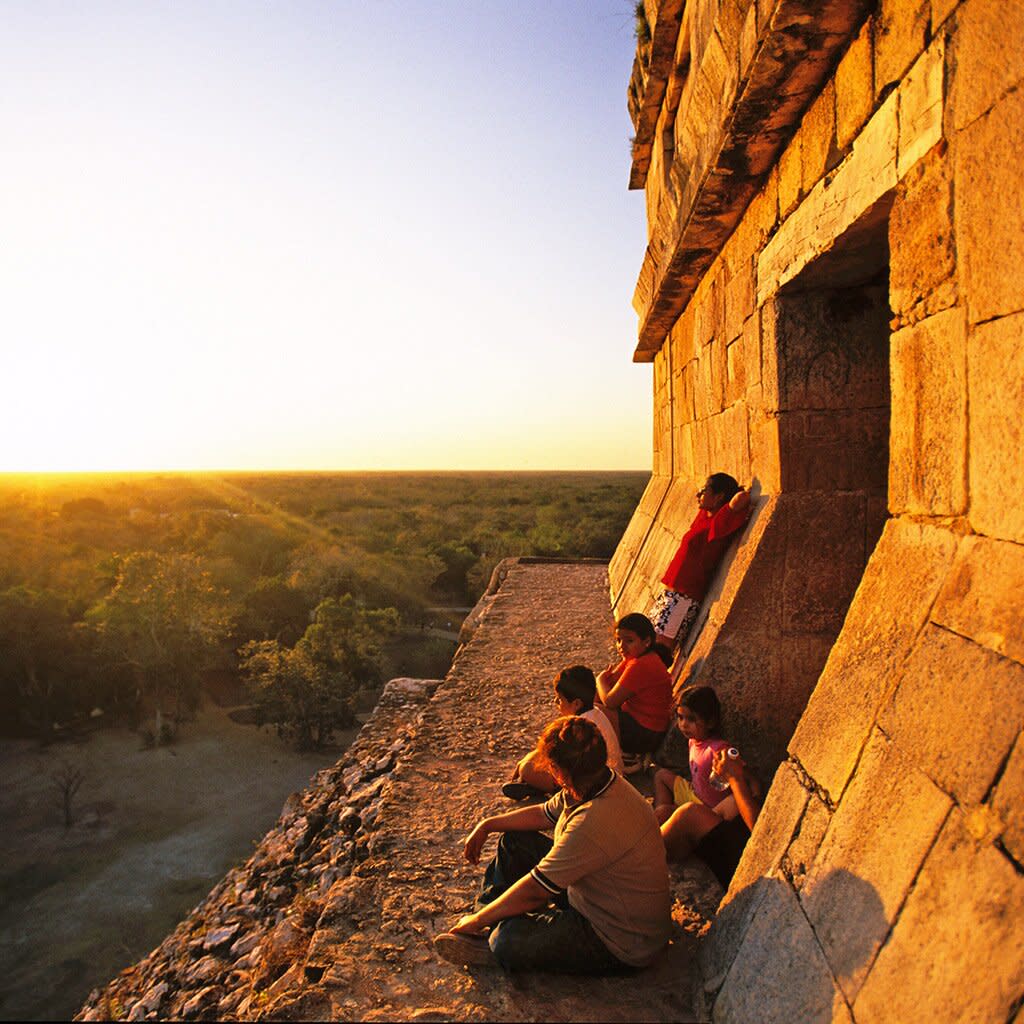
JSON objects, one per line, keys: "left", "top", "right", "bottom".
{"left": 0, "top": 472, "right": 647, "bottom": 740}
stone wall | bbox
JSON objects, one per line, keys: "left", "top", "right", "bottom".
{"left": 615, "top": 0, "right": 1024, "bottom": 1017}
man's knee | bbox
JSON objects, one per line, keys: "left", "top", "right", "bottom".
{"left": 488, "top": 917, "right": 531, "bottom": 969}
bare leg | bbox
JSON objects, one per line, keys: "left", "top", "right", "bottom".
{"left": 515, "top": 751, "right": 558, "bottom": 794}
{"left": 714, "top": 794, "right": 739, "bottom": 821}
{"left": 653, "top": 768, "right": 678, "bottom": 808}
{"left": 661, "top": 802, "right": 723, "bottom": 862}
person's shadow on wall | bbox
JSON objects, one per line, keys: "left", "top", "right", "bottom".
{"left": 700, "top": 867, "right": 886, "bottom": 1022}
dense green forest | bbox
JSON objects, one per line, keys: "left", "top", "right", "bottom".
{"left": 0, "top": 472, "right": 647, "bottom": 743}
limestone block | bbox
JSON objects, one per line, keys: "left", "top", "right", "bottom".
{"left": 695, "top": 270, "right": 725, "bottom": 350}
{"left": 675, "top": 359, "right": 698, "bottom": 427}
{"left": 759, "top": 299, "right": 781, "bottom": 410}
{"left": 723, "top": 257, "right": 754, "bottom": 345}
{"left": 789, "top": 518, "right": 958, "bottom": 802}
{"left": 880, "top": 623, "right": 1024, "bottom": 804}
{"left": 889, "top": 142, "right": 956, "bottom": 324}
{"left": 888, "top": 307, "right": 968, "bottom": 516}
{"left": 801, "top": 80, "right": 837, "bottom": 193}
{"left": 758, "top": 88, "right": 898, "bottom": 302}
{"left": 933, "top": 534, "right": 1024, "bottom": 665}
{"left": 742, "top": 311, "right": 761, "bottom": 391}
{"left": 874, "top": 0, "right": 929, "bottom": 98}
{"left": 610, "top": 475, "right": 671, "bottom": 601}
{"left": 967, "top": 311, "right": 1024, "bottom": 543}
{"left": 699, "top": 877, "right": 772, "bottom": 997}
{"left": 779, "top": 409, "right": 889, "bottom": 492}
{"left": 800, "top": 729, "right": 951, "bottom": 1001}
{"left": 707, "top": 403, "right": 751, "bottom": 483}
{"left": 712, "top": 881, "right": 853, "bottom": 1023}
{"left": 728, "top": 761, "right": 809, "bottom": 896}
{"left": 777, "top": 134, "right": 803, "bottom": 220}
{"left": 835, "top": 19, "right": 874, "bottom": 152}
{"left": 725, "top": 339, "right": 745, "bottom": 405}
{"left": 991, "top": 734, "right": 1024, "bottom": 865}
{"left": 780, "top": 492, "right": 867, "bottom": 635}
{"left": 896, "top": 37, "right": 943, "bottom": 177}
{"left": 747, "top": 403, "right": 781, "bottom": 492}
{"left": 949, "top": 0, "right": 1024, "bottom": 131}
{"left": 670, "top": 300, "right": 697, "bottom": 369}
{"left": 779, "top": 791, "right": 831, "bottom": 890}
{"left": 853, "top": 809, "right": 1024, "bottom": 1024}
{"left": 956, "top": 88, "right": 1024, "bottom": 323}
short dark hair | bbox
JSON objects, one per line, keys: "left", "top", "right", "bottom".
{"left": 554, "top": 665, "right": 597, "bottom": 710}
{"left": 707, "top": 473, "right": 740, "bottom": 501}
{"left": 677, "top": 685, "right": 722, "bottom": 734}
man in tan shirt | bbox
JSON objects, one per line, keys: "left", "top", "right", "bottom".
{"left": 434, "top": 716, "right": 672, "bottom": 972}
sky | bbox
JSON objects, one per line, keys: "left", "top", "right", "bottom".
{"left": 0, "top": 1, "right": 651, "bottom": 472}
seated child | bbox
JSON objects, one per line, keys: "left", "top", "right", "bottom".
{"left": 596, "top": 613, "right": 673, "bottom": 770}
{"left": 503, "top": 666, "right": 624, "bottom": 799}
{"left": 650, "top": 473, "right": 750, "bottom": 649}
{"left": 653, "top": 686, "right": 734, "bottom": 824}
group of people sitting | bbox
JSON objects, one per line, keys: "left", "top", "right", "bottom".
{"left": 433, "top": 473, "right": 761, "bottom": 974}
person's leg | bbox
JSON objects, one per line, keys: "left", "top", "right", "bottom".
{"left": 477, "top": 831, "right": 553, "bottom": 908}
{"left": 618, "top": 710, "right": 665, "bottom": 757}
{"left": 653, "top": 768, "right": 678, "bottom": 822}
{"left": 714, "top": 793, "right": 739, "bottom": 821}
{"left": 661, "top": 802, "right": 723, "bottom": 862}
{"left": 488, "top": 903, "right": 627, "bottom": 974}
{"left": 514, "top": 751, "right": 558, "bottom": 793}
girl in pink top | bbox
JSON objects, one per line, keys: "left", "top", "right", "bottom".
{"left": 653, "top": 686, "right": 738, "bottom": 823}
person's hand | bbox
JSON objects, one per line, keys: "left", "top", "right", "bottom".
{"left": 712, "top": 749, "right": 746, "bottom": 784}
{"left": 449, "top": 912, "right": 487, "bottom": 936}
{"left": 463, "top": 820, "right": 492, "bottom": 865}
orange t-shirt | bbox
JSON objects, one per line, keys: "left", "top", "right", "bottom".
{"left": 618, "top": 651, "right": 672, "bottom": 732}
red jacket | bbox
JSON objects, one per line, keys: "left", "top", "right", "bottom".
{"left": 661, "top": 502, "right": 749, "bottom": 600}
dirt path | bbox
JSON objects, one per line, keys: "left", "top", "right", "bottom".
{"left": 0, "top": 706, "right": 348, "bottom": 1021}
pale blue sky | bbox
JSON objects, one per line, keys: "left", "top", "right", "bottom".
{"left": 1, "top": 2, "right": 651, "bottom": 471}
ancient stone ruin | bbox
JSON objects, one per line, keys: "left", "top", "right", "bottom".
{"left": 77, "top": 0, "right": 1021, "bottom": 1020}
{"left": 615, "top": 0, "right": 1023, "bottom": 1017}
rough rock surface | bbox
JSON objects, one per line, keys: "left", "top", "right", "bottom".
{"left": 77, "top": 562, "right": 721, "bottom": 1022}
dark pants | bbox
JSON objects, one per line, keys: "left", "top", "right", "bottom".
{"left": 478, "top": 831, "right": 628, "bottom": 974}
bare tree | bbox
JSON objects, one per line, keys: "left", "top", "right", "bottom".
{"left": 52, "top": 762, "right": 85, "bottom": 828}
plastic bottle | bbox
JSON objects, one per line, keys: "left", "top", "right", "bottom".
{"left": 709, "top": 747, "right": 740, "bottom": 791}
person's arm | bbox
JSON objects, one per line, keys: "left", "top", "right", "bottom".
{"left": 713, "top": 750, "right": 761, "bottom": 832}
{"left": 596, "top": 660, "right": 633, "bottom": 710}
{"left": 448, "top": 874, "right": 551, "bottom": 935}
{"left": 729, "top": 487, "right": 750, "bottom": 512}
{"left": 463, "top": 803, "right": 553, "bottom": 865}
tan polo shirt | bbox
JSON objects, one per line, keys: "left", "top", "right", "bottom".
{"left": 531, "top": 772, "right": 672, "bottom": 967}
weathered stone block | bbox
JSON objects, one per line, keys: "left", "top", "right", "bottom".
{"left": 835, "top": 19, "right": 874, "bottom": 151}
{"left": 889, "top": 142, "right": 956, "bottom": 324}
{"left": 670, "top": 300, "right": 697, "bottom": 368}
{"left": 747, "top": 403, "right": 781, "bottom": 492}
{"left": 779, "top": 790, "right": 831, "bottom": 890}
{"left": 789, "top": 519, "right": 958, "bottom": 802}
{"left": 933, "top": 534, "right": 1024, "bottom": 666}
{"left": 741, "top": 311, "right": 761, "bottom": 391}
{"left": 700, "top": 877, "right": 772, "bottom": 997}
{"left": 725, "top": 339, "right": 745, "bottom": 405}
{"left": 956, "top": 88, "right": 1024, "bottom": 323}
{"left": 992, "top": 734, "right": 1024, "bottom": 866}
{"left": 853, "top": 809, "right": 1024, "bottom": 1024}
{"left": 967, "top": 311, "right": 1024, "bottom": 543}
{"left": 695, "top": 269, "right": 725, "bottom": 349}
{"left": 931, "top": 0, "right": 958, "bottom": 31}
{"left": 723, "top": 257, "right": 754, "bottom": 344}
{"left": 713, "top": 881, "right": 853, "bottom": 1023}
{"left": 874, "top": 0, "right": 929, "bottom": 98}
{"left": 758, "top": 88, "right": 897, "bottom": 302}
{"left": 888, "top": 307, "right": 967, "bottom": 516}
{"left": 801, "top": 80, "right": 837, "bottom": 192}
{"left": 949, "top": 0, "right": 1024, "bottom": 131}
{"left": 781, "top": 493, "right": 867, "bottom": 635}
{"left": 880, "top": 624, "right": 1024, "bottom": 805}
{"left": 777, "top": 133, "right": 803, "bottom": 219}
{"left": 896, "top": 37, "right": 943, "bottom": 177}
{"left": 728, "top": 761, "right": 809, "bottom": 895}
{"left": 800, "top": 729, "right": 951, "bottom": 1001}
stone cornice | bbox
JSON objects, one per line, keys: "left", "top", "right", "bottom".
{"left": 632, "top": 0, "right": 873, "bottom": 362}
